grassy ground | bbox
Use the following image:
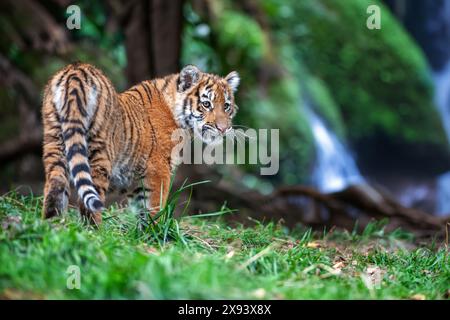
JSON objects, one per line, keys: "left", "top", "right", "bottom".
{"left": 0, "top": 189, "right": 449, "bottom": 300}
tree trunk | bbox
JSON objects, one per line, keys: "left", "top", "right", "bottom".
{"left": 149, "top": 0, "right": 183, "bottom": 77}
{"left": 122, "top": 0, "right": 153, "bottom": 85}
{"left": 113, "top": 0, "right": 183, "bottom": 85}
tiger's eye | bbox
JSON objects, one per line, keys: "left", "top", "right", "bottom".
{"left": 224, "top": 102, "right": 231, "bottom": 111}
{"left": 202, "top": 101, "right": 211, "bottom": 109}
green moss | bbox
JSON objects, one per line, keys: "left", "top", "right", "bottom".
{"left": 289, "top": 0, "right": 447, "bottom": 147}
{"left": 236, "top": 77, "right": 314, "bottom": 184}
{"left": 305, "top": 75, "right": 346, "bottom": 139}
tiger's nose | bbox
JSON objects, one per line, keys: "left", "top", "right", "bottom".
{"left": 216, "top": 123, "right": 228, "bottom": 134}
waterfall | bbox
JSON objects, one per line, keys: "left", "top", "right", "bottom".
{"left": 437, "top": 172, "right": 450, "bottom": 214}
{"left": 429, "top": 2, "right": 450, "bottom": 216}
{"left": 434, "top": 61, "right": 450, "bottom": 215}
{"left": 306, "top": 109, "right": 364, "bottom": 193}
{"left": 434, "top": 61, "right": 450, "bottom": 143}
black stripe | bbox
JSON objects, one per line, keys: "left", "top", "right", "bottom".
{"left": 70, "top": 88, "right": 87, "bottom": 117}
{"left": 78, "top": 67, "right": 90, "bottom": 83}
{"left": 84, "top": 195, "right": 97, "bottom": 206}
{"left": 48, "top": 160, "right": 66, "bottom": 173}
{"left": 62, "top": 73, "right": 73, "bottom": 112}
{"left": 43, "top": 152, "right": 62, "bottom": 160}
{"left": 91, "top": 199, "right": 103, "bottom": 210}
{"left": 88, "top": 147, "right": 104, "bottom": 162}
{"left": 161, "top": 77, "right": 171, "bottom": 92}
{"left": 67, "top": 143, "right": 87, "bottom": 161}
{"left": 76, "top": 178, "right": 93, "bottom": 190}
{"left": 127, "top": 108, "right": 137, "bottom": 157}
{"left": 130, "top": 87, "right": 145, "bottom": 102}
{"left": 47, "top": 123, "right": 62, "bottom": 132}
{"left": 82, "top": 189, "right": 97, "bottom": 200}
{"left": 63, "top": 127, "right": 85, "bottom": 141}
{"left": 120, "top": 102, "right": 134, "bottom": 157}
{"left": 204, "top": 82, "right": 212, "bottom": 92}
{"left": 151, "top": 80, "right": 163, "bottom": 100}
{"left": 68, "top": 76, "right": 87, "bottom": 104}
{"left": 60, "top": 119, "right": 85, "bottom": 127}
{"left": 56, "top": 70, "right": 68, "bottom": 87}
{"left": 133, "top": 187, "right": 151, "bottom": 194}
{"left": 148, "top": 121, "right": 157, "bottom": 158}
{"left": 176, "top": 75, "right": 181, "bottom": 91}
{"left": 52, "top": 103, "right": 62, "bottom": 124}
{"left": 141, "top": 82, "right": 153, "bottom": 101}
{"left": 71, "top": 163, "right": 90, "bottom": 177}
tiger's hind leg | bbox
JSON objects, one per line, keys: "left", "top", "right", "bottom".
{"left": 127, "top": 185, "right": 153, "bottom": 223}
{"left": 78, "top": 137, "right": 112, "bottom": 226}
{"left": 42, "top": 108, "right": 70, "bottom": 219}
{"left": 143, "top": 163, "right": 171, "bottom": 220}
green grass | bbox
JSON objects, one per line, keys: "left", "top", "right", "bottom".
{"left": 0, "top": 189, "right": 448, "bottom": 300}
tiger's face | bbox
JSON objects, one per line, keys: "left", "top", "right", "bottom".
{"left": 177, "top": 65, "right": 240, "bottom": 144}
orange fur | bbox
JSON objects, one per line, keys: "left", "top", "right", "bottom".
{"left": 41, "top": 63, "right": 239, "bottom": 225}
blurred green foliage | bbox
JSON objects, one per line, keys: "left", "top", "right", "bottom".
{"left": 0, "top": 0, "right": 126, "bottom": 95}
{"left": 0, "top": 0, "right": 448, "bottom": 187}
{"left": 279, "top": 0, "right": 446, "bottom": 145}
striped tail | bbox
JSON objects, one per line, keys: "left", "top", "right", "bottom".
{"left": 53, "top": 68, "right": 104, "bottom": 212}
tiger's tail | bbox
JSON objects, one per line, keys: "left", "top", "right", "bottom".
{"left": 52, "top": 64, "right": 104, "bottom": 212}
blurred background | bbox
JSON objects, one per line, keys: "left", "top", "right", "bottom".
{"left": 0, "top": 0, "right": 449, "bottom": 235}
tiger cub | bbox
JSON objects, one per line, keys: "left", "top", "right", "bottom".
{"left": 41, "top": 62, "right": 240, "bottom": 225}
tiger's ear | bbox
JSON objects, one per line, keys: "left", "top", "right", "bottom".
{"left": 178, "top": 65, "right": 200, "bottom": 92}
{"left": 225, "top": 71, "right": 240, "bottom": 92}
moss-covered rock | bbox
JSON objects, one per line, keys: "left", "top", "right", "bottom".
{"left": 281, "top": 0, "right": 448, "bottom": 148}
{"left": 305, "top": 75, "right": 346, "bottom": 139}
{"left": 239, "top": 77, "right": 315, "bottom": 184}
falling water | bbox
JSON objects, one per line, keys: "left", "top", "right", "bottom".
{"left": 437, "top": 172, "right": 450, "bottom": 215}
{"left": 306, "top": 109, "right": 364, "bottom": 193}
{"left": 434, "top": 61, "right": 450, "bottom": 215}
{"left": 434, "top": 61, "right": 450, "bottom": 143}
{"left": 429, "top": 1, "right": 450, "bottom": 216}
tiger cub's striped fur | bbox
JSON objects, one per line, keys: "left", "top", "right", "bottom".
{"left": 42, "top": 62, "right": 240, "bottom": 225}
